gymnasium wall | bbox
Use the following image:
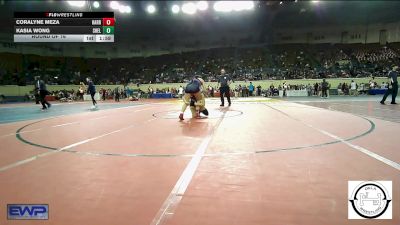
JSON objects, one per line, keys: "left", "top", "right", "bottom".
{"left": 273, "top": 21, "right": 400, "bottom": 44}
{"left": 1, "top": 21, "right": 398, "bottom": 58}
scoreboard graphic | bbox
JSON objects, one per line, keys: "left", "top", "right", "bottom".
{"left": 14, "top": 12, "right": 115, "bottom": 42}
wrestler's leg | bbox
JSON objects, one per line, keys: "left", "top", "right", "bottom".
{"left": 181, "top": 93, "right": 191, "bottom": 112}
{"left": 199, "top": 106, "right": 208, "bottom": 116}
{"left": 193, "top": 93, "right": 207, "bottom": 116}
{"left": 179, "top": 93, "right": 191, "bottom": 120}
{"left": 193, "top": 93, "right": 205, "bottom": 106}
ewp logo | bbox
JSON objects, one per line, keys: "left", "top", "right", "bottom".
{"left": 7, "top": 204, "right": 49, "bottom": 220}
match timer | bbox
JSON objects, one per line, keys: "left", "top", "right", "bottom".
{"left": 13, "top": 12, "right": 115, "bottom": 43}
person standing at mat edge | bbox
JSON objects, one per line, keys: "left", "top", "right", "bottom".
{"left": 35, "top": 76, "right": 51, "bottom": 110}
{"left": 321, "top": 79, "right": 330, "bottom": 99}
{"left": 218, "top": 68, "right": 232, "bottom": 106}
{"left": 380, "top": 65, "right": 398, "bottom": 105}
{"left": 86, "top": 77, "right": 97, "bottom": 109}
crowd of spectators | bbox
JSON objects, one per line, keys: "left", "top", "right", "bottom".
{"left": 23, "top": 86, "right": 133, "bottom": 103}
{"left": 0, "top": 43, "right": 399, "bottom": 86}
{"left": 2, "top": 74, "right": 390, "bottom": 104}
{"left": 141, "top": 77, "right": 391, "bottom": 99}
{"left": 353, "top": 45, "right": 397, "bottom": 63}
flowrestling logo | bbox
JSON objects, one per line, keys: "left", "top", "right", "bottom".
{"left": 7, "top": 204, "right": 49, "bottom": 220}
{"left": 348, "top": 181, "right": 392, "bottom": 219}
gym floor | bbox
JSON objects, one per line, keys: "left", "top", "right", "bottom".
{"left": 0, "top": 96, "right": 399, "bottom": 225}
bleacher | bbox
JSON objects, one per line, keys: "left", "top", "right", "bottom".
{"left": 0, "top": 43, "right": 399, "bottom": 86}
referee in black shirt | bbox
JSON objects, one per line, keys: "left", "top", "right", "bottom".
{"left": 217, "top": 68, "right": 232, "bottom": 107}
{"left": 35, "top": 76, "right": 51, "bottom": 110}
{"left": 380, "top": 65, "right": 398, "bottom": 105}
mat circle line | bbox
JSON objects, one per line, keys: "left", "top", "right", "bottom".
{"left": 15, "top": 107, "right": 375, "bottom": 158}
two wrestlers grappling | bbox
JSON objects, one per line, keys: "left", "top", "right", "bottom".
{"left": 179, "top": 76, "right": 209, "bottom": 120}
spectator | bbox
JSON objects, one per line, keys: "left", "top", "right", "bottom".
{"left": 249, "top": 82, "right": 255, "bottom": 96}
{"left": 321, "top": 79, "right": 329, "bottom": 98}
{"left": 178, "top": 85, "right": 184, "bottom": 98}
{"left": 350, "top": 80, "right": 358, "bottom": 96}
{"left": 256, "top": 85, "right": 262, "bottom": 96}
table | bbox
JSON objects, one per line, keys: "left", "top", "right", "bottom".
{"left": 151, "top": 93, "right": 173, "bottom": 98}
{"left": 279, "top": 90, "right": 308, "bottom": 97}
{"left": 45, "top": 95, "right": 56, "bottom": 101}
{"left": 368, "top": 89, "right": 388, "bottom": 95}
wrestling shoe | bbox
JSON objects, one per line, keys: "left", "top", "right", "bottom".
{"left": 201, "top": 109, "right": 209, "bottom": 116}
{"left": 179, "top": 113, "right": 184, "bottom": 120}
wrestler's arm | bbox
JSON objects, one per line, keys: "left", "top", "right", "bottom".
{"left": 194, "top": 98, "right": 205, "bottom": 107}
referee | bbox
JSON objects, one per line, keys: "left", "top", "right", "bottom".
{"left": 86, "top": 77, "right": 97, "bottom": 109}
{"left": 380, "top": 65, "right": 398, "bottom": 105}
{"left": 217, "top": 68, "right": 232, "bottom": 107}
{"left": 35, "top": 76, "right": 51, "bottom": 110}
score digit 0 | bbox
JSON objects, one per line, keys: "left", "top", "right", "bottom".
{"left": 102, "top": 18, "right": 115, "bottom": 26}
{"left": 103, "top": 26, "right": 114, "bottom": 34}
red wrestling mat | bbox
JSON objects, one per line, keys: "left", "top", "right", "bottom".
{"left": 0, "top": 100, "right": 399, "bottom": 225}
